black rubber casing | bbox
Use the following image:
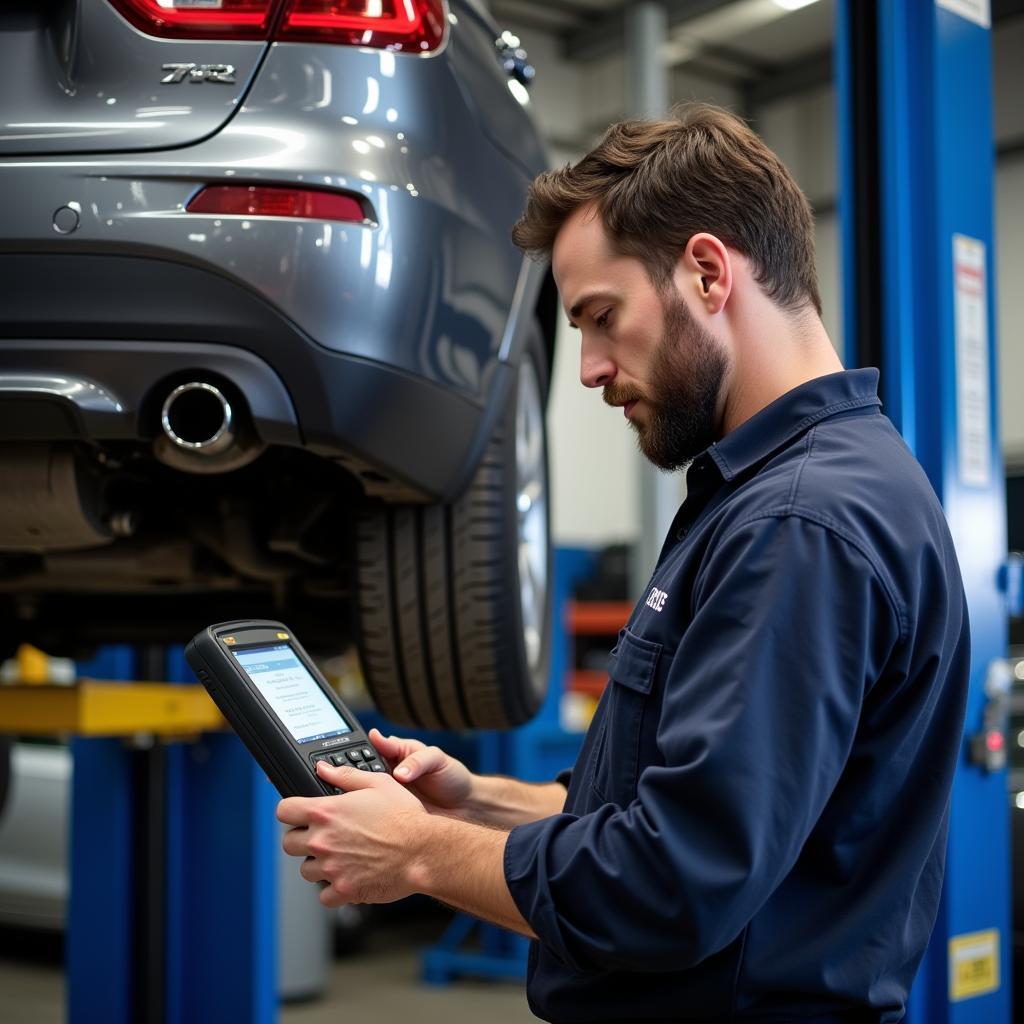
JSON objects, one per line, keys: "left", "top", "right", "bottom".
{"left": 186, "top": 619, "right": 385, "bottom": 798}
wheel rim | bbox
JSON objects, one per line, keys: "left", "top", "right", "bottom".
{"left": 515, "top": 358, "right": 548, "bottom": 682}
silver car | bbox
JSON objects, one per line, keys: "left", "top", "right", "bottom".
{"left": 0, "top": 0, "right": 555, "bottom": 731}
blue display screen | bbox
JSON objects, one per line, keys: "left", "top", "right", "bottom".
{"left": 232, "top": 643, "right": 351, "bottom": 745}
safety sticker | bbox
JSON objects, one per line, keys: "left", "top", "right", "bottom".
{"left": 948, "top": 928, "right": 999, "bottom": 1001}
{"left": 953, "top": 235, "right": 991, "bottom": 488}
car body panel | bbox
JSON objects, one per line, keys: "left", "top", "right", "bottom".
{"left": 446, "top": 2, "right": 547, "bottom": 178}
{"left": 0, "top": 2, "right": 267, "bottom": 155}
{"left": 0, "top": 0, "right": 554, "bottom": 652}
{"left": 0, "top": 39, "right": 539, "bottom": 403}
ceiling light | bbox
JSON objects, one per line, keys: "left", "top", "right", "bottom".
{"left": 773, "top": 0, "right": 821, "bottom": 10}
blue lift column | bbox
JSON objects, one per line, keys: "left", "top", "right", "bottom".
{"left": 837, "top": 2, "right": 1011, "bottom": 1021}
{"left": 66, "top": 646, "right": 278, "bottom": 1024}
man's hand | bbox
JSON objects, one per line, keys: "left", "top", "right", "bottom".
{"left": 368, "top": 728, "right": 475, "bottom": 818}
{"left": 372, "top": 728, "right": 568, "bottom": 828}
{"left": 278, "top": 759, "right": 535, "bottom": 937}
{"left": 277, "top": 762, "right": 432, "bottom": 907}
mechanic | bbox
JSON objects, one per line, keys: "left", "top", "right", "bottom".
{"left": 278, "top": 105, "right": 970, "bottom": 1023}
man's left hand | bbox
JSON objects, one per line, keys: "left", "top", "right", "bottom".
{"left": 277, "top": 762, "right": 431, "bottom": 908}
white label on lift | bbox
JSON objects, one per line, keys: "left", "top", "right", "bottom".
{"left": 936, "top": 0, "right": 991, "bottom": 28}
{"left": 953, "top": 234, "right": 991, "bottom": 488}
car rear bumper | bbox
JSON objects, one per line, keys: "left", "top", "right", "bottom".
{"left": 0, "top": 253, "right": 510, "bottom": 502}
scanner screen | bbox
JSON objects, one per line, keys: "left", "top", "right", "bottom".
{"left": 232, "top": 643, "right": 352, "bottom": 744}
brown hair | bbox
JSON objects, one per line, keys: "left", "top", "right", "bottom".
{"left": 512, "top": 104, "right": 821, "bottom": 315}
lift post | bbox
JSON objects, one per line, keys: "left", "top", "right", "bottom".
{"left": 837, "top": 2, "right": 1011, "bottom": 1020}
{"left": 0, "top": 646, "right": 279, "bottom": 1024}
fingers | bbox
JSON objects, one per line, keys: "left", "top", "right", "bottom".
{"left": 300, "top": 856, "right": 326, "bottom": 884}
{"left": 369, "top": 729, "right": 426, "bottom": 765}
{"left": 319, "top": 885, "right": 349, "bottom": 909}
{"left": 277, "top": 796, "right": 315, "bottom": 826}
{"left": 393, "top": 744, "right": 447, "bottom": 783}
{"left": 281, "top": 826, "right": 310, "bottom": 857}
{"left": 278, "top": 762, "right": 386, "bottom": 825}
{"left": 315, "top": 760, "right": 387, "bottom": 791}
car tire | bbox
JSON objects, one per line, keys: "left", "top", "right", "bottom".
{"left": 355, "top": 327, "right": 551, "bottom": 730}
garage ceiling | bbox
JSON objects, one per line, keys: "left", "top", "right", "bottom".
{"left": 490, "top": 0, "right": 835, "bottom": 72}
{"left": 490, "top": 0, "right": 1024, "bottom": 95}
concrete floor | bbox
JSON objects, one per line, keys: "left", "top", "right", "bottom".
{"left": 0, "top": 916, "right": 539, "bottom": 1024}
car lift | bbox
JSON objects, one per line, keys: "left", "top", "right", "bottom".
{"left": 839, "top": 2, "right": 1011, "bottom": 1020}
{"left": 0, "top": 646, "right": 279, "bottom": 1024}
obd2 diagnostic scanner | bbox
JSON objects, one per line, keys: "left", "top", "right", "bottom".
{"left": 186, "top": 620, "right": 386, "bottom": 798}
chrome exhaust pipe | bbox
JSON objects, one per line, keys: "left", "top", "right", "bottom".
{"left": 161, "top": 382, "right": 235, "bottom": 456}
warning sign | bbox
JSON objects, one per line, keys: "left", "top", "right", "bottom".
{"left": 953, "top": 235, "right": 991, "bottom": 488}
{"left": 949, "top": 929, "right": 1000, "bottom": 1001}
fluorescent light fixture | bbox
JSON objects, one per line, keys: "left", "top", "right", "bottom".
{"left": 773, "top": 0, "right": 820, "bottom": 10}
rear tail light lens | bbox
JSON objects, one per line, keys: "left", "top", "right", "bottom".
{"left": 108, "top": 0, "right": 277, "bottom": 39}
{"left": 278, "top": 0, "right": 446, "bottom": 52}
{"left": 109, "top": 0, "right": 447, "bottom": 50}
{"left": 186, "top": 185, "right": 368, "bottom": 222}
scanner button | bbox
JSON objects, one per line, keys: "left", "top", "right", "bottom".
{"left": 369, "top": 761, "right": 386, "bottom": 772}
{"left": 357, "top": 762, "right": 371, "bottom": 771}
{"left": 360, "top": 747, "right": 375, "bottom": 761}
{"left": 330, "top": 754, "right": 346, "bottom": 766}
{"left": 346, "top": 749, "right": 364, "bottom": 763}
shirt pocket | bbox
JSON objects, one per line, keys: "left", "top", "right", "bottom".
{"left": 590, "top": 628, "right": 662, "bottom": 806}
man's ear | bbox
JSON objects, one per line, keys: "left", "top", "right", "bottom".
{"left": 676, "top": 233, "right": 732, "bottom": 315}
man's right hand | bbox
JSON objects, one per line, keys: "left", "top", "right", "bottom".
{"left": 369, "top": 729, "right": 476, "bottom": 819}
{"left": 370, "top": 728, "right": 568, "bottom": 828}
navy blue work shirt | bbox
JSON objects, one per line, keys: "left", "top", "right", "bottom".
{"left": 504, "top": 369, "right": 970, "bottom": 1023}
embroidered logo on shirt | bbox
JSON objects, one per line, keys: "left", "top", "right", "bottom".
{"left": 645, "top": 587, "right": 668, "bottom": 613}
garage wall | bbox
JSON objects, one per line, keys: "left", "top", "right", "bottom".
{"left": 507, "top": 17, "right": 1023, "bottom": 544}
{"left": 505, "top": 29, "right": 644, "bottom": 546}
{"left": 754, "top": 86, "right": 843, "bottom": 356}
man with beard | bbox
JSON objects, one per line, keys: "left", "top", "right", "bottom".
{"left": 277, "top": 107, "right": 970, "bottom": 1024}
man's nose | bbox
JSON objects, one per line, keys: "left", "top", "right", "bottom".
{"left": 580, "top": 342, "right": 616, "bottom": 389}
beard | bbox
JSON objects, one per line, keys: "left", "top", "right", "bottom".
{"left": 604, "top": 288, "right": 728, "bottom": 471}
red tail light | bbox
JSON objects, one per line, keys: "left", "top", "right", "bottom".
{"left": 109, "top": 0, "right": 447, "bottom": 51}
{"left": 109, "top": 0, "right": 277, "bottom": 39}
{"left": 186, "top": 185, "right": 368, "bottom": 222}
{"left": 278, "top": 1, "right": 446, "bottom": 52}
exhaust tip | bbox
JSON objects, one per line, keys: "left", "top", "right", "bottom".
{"left": 161, "top": 382, "right": 234, "bottom": 455}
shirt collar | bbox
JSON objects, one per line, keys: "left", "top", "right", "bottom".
{"left": 704, "top": 368, "right": 882, "bottom": 483}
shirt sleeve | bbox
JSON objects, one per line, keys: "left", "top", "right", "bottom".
{"left": 504, "top": 513, "right": 901, "bottom": 973}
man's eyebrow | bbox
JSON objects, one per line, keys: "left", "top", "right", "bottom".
{"left": 568, "top": 291, "right": 616, "bottom": 325}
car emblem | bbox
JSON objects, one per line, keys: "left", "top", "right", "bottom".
{"left": 161, "top": 63, "right": 236, "bottom": 85}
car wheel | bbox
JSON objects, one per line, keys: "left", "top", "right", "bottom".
{"left": 355, "top": 327, "right": 551, "bottom": 730}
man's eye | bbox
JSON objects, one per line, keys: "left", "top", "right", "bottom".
{"left": 595, "top": 310, "right": 612, "bottom": 328}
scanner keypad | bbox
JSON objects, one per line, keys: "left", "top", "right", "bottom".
{"left": 310, "top": 744, "right": 385, "bottom": 777}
